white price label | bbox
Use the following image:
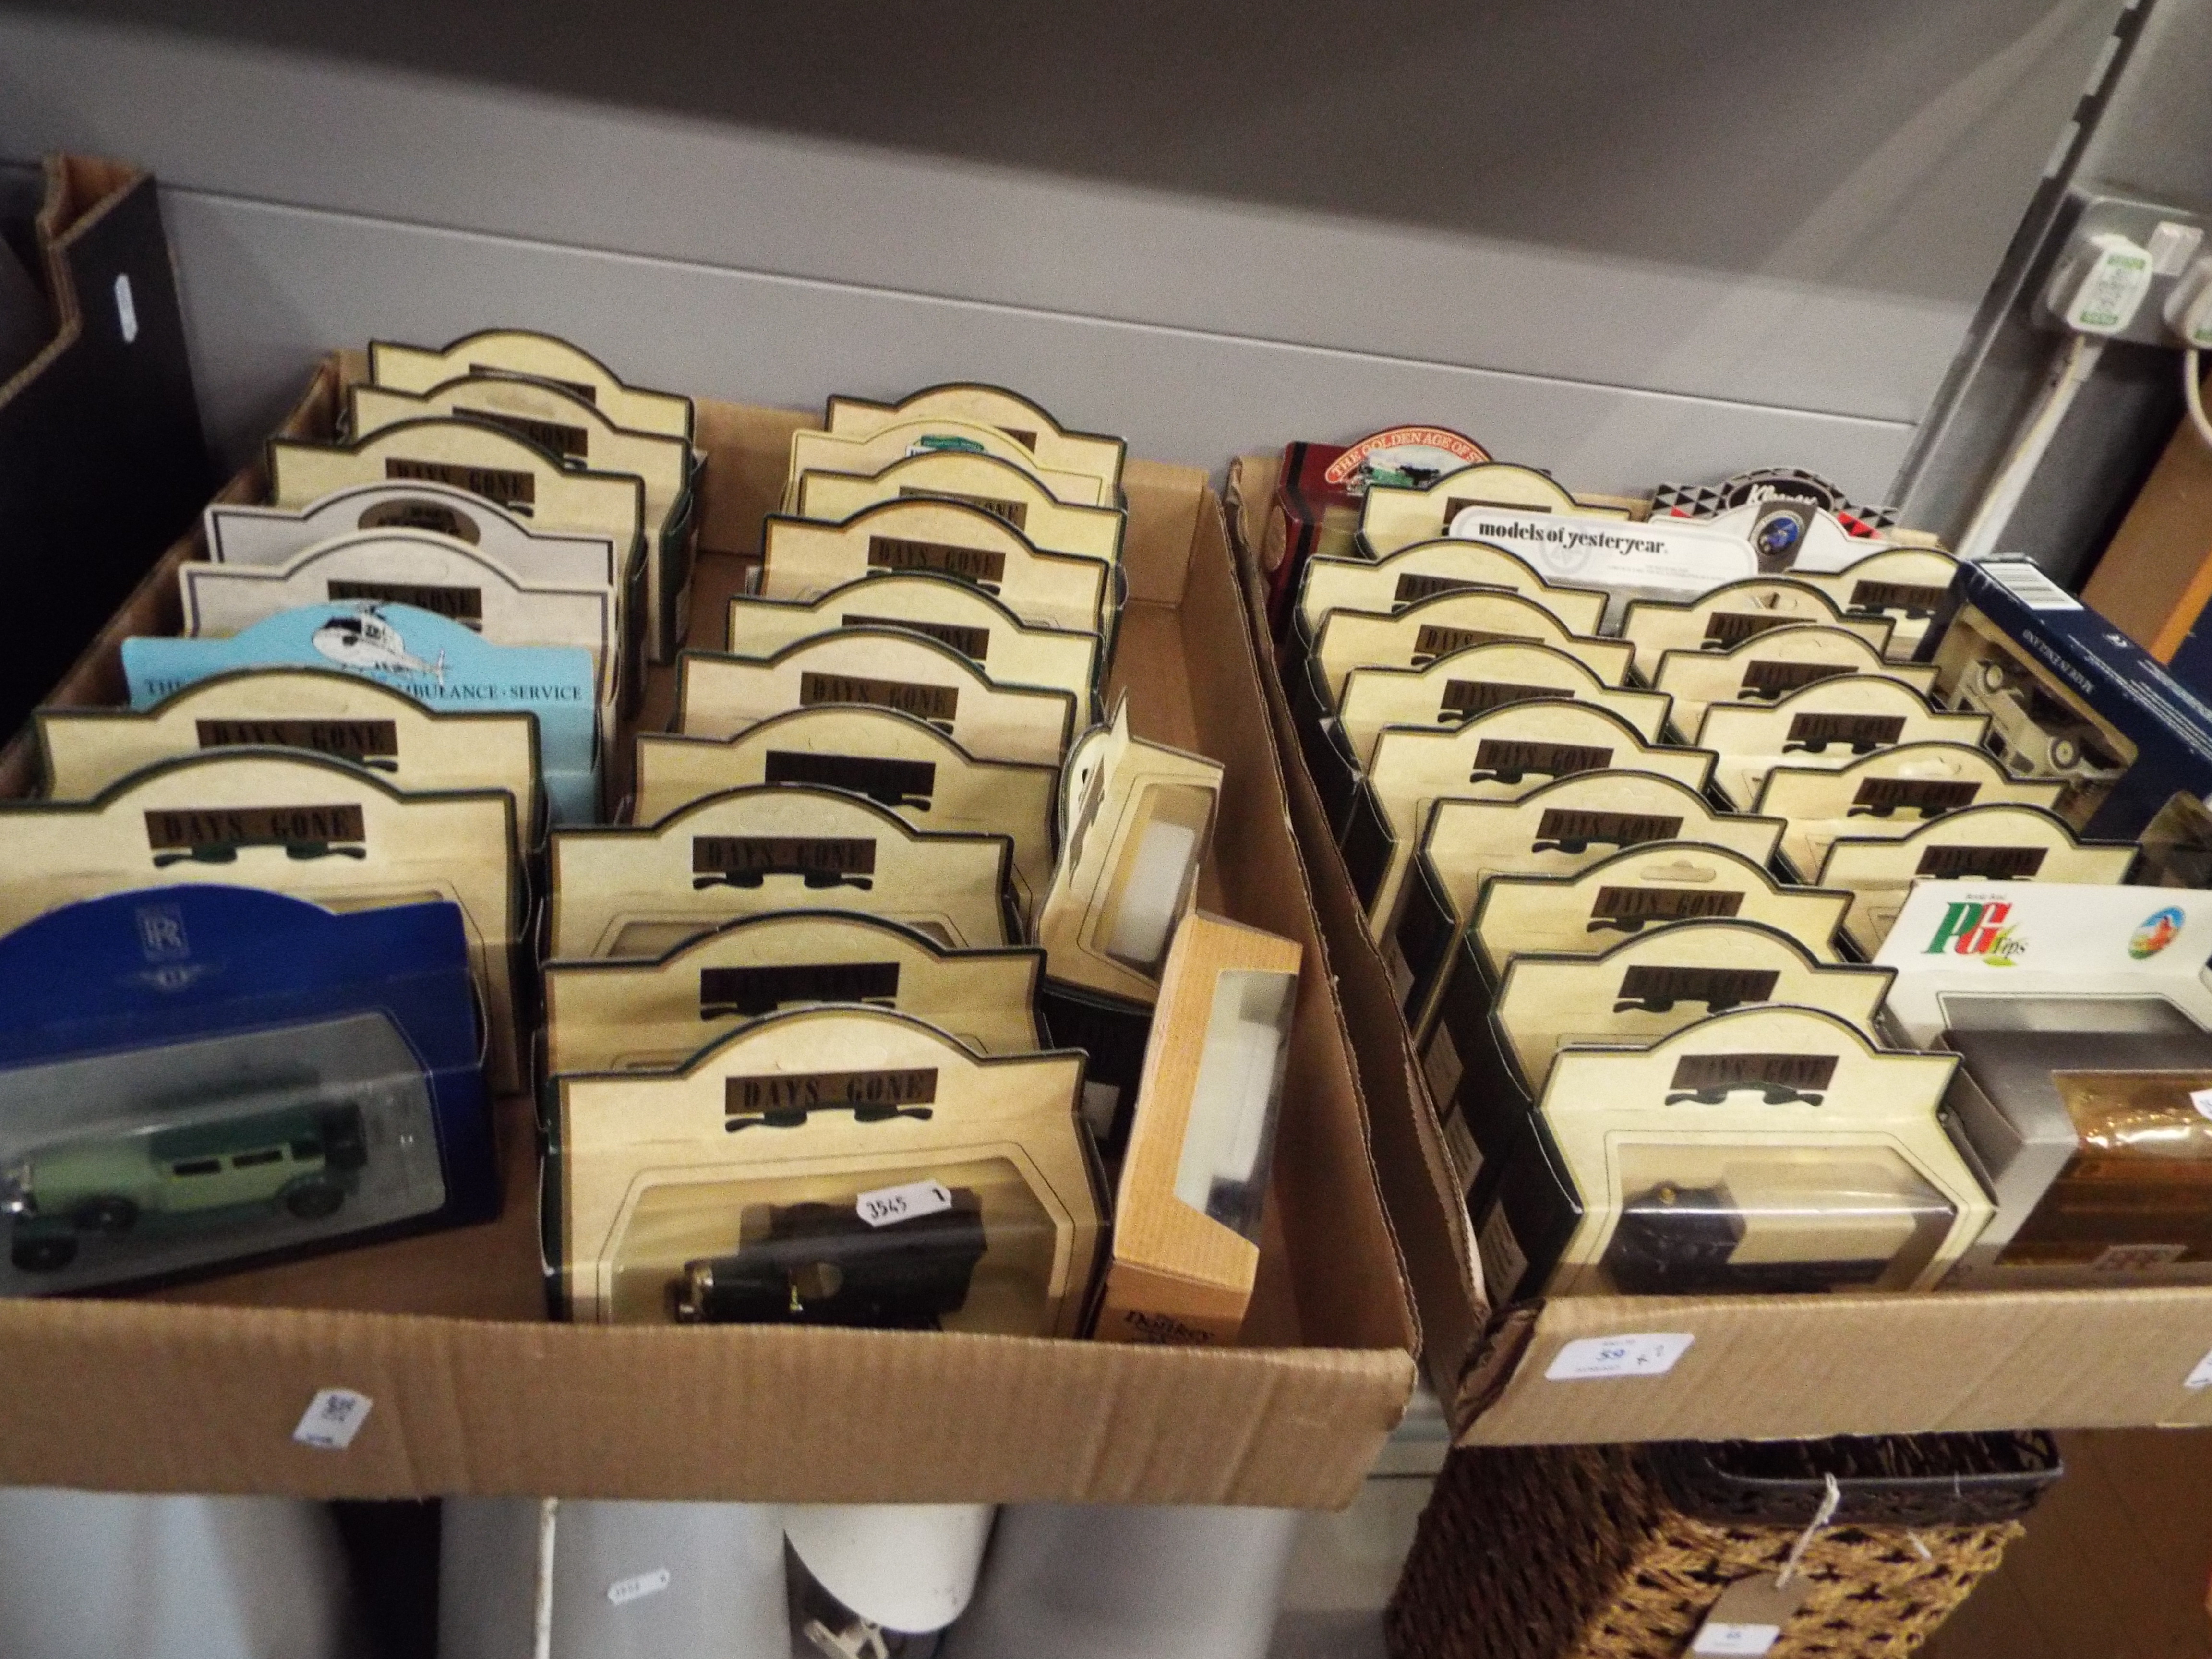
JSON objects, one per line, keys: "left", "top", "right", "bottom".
{"left": 1691, "top": 1621, "right": 1782, "bottom": 1655}
{"left": 112, "top": 273, "right": 138, "bottom": 344}
{"left": 607, "top": 1567, "right": 671, "bottom": 1606}
{"left": 292, "top": 1388, "right": 373, "bottom": 1449}
{"left": 856, "top": 1179, "right": 953, "bottom": 1229}
{"left": 1544, "top": 1332, "right": 1695, "bottom": 1381}
{"left": 2190, "top": 1088, "right": 2212, "bottom": 1122}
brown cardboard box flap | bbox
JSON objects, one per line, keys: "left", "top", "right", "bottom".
{"left": 0, "top": 375, "right": 1415, "bottom": 1507}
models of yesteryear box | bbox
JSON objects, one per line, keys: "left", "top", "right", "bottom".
{"left": 121, "top": 602, "right": 600, "bottom": 824}
{"left": 0, "top": 358, "right": 1415, "bottom": 1512}
{"left": 1877, "top": 882, "right": 2212, "bottom": 1289}
{"left": 1290, "top": 541, "right": 1607, "bottom": 662}
{"left": 1929, "top": 558, "right": 2212, "bottom": 869}
{"left": 1256, "top": 427, "right": 1488, "bottom": 636}
{"left": 1096, "top": 914, "right": 1301, "bottom": 1346}
{"left": 1617, "top": 578, "right": 1895, "bottom": 677}
{"left": 0, "top": 885, "right": 494, "bottom": 1296}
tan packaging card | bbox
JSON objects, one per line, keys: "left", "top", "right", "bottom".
{"left": 1795, "top": 547, "right": 1960, "bottom": 661}
{"left": 677, "top": 629, "right": 1078, "bottom": 767}
{"left": 180, "top": 528, "right": 618, "bottom": 700}
{"left": 1337, "top": 640, "right": 1672, "bottom": 768}
{"left": 1696, "top": 676, "right": 1991, "bottom": 808}
{"left": 1096, "top": 913, "right": 1303, "bottom": 1346}
{"left": 1490, "top": 922, "right": 1893, "bottom": 1090}
{"left": 761, "top": 500, "right": 1112, "bottom": 638}
{"left": 36, "top": 666, "right": 544, "bottom": 856}
{"left": 1360, "top": 463, "right": 1630, "bottom": 560}
{"left": 1359, "top": 703, "right": 1717, "bottom": 933}
{"left": 1619, "top": 578, "right": 1894, "bottom": 677}
{"left": 368, "top": 329, "right": 695, "bottom": 443}
{"left": 549, "top": 783, "right": 1014, "bottom": 959}
{"left": 788, "top": 418, "right": 1106, "bottom": 511}
{"left": 793, "top": 452, "right": 1125, "bottom": 568}
{"left": 1534, "top": 1006, "right": 1984, "bottom": 1296}
{"left": 206, "top": 480, "right": 624, "bottom": 589}
{"left": 825, "top": 384, "right": 1126, "bottom": 499}
{"left": 543, "top": 911, "right": 1046, "bottom": 1072}
{"left": 1812, "top": 802, "right": 2138, "bottom": 955}
{"left": 351, "top": 379, "right": 689, "bottom": 515}
{"left": 552, "top": 1005, "right": 1100, "bottom": 1333}
{"left": 1037, "top": 699, "right": 1224, "bottom": 1007}
{"left": 1295, "top": 540, "right": 1608, "bottom": 642}
{"left": 1389, "top": 776, "right": 1784, "bottom": 1035}
{"left": 1753, "top": 741, "right": 2067, "bottom": 880}
{"left": 729, "top": 573, "right": 1100, "bottom": 708}
{"left": 1469, "top": 842, "right": 1851, "bottom": 978}
{"left": 1312, "top": 590, "right": 1634, "bottom": 703}
{"left": 268, "top": 418, "right": 644, "bottom": 575}
{"left": 0, "top": 749, "right": 526, "bottom": 1089}
{"left": 1649, "top": 625, "right": 1939, "bottom": 737}
{"left": 633, "top": 706, "right": 1058, "bottom": 921}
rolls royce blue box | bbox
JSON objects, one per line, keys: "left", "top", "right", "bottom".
{"left": 1930, "top": 557, "right": 2212, "bottom": 881}
{"left": 0, "top": 884, "right": 497, "bottom": 1295}
{"left": 121, "top": 601, "right": 600, "bottom": 823}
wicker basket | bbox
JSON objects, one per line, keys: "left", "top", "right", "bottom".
{"left": 1386, "top": 1433, "right": 2059, "bottom": 1659}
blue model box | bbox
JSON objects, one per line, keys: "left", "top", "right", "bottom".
{"left": 1929, "top": 557, "right": 2212, "bottom": 878}
{"left": 0, "top": 884, "right": 497, "bottom": 1295}
{"left": 121, "top": 601, "right": 600, "bottom": 824}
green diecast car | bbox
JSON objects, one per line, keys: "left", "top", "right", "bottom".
{"left": 3, "top": 1100, "right": 369, "bottom": 1273}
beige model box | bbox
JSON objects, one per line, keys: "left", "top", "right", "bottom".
{"left": 760, "top": 499, "right": 1114, "bottom": 640}
{"left": 1334, "top": 641, "right": 1672, "bottom": 769}
{"left": 793, "top": 451, "right": 1126, "bottom": 568}
{"left": 550, "top": 783, "right": 1016, "bottom": 959}
{"left": 1752, "top": 741, "right": 2067, "bottom": 881}
{"left": 1341, "top": 701, "right": 1718, "bottom": 935}
{"left": 825, "top": 383, "right": 1127, "bottom": 499}
{"left": 1383, "top": 774, "right": 1786, "bottom": 1041}
{"left": 1698, "top": 674, "right": 1991, "bottom": 808}
{"left": 1291, "top": 540, "right": 1608, "bottom": 653}
{"left": 677, "top": 629, "right": 1078, "bottom": 768}
{"left": 1096, "top": 913, "right": 1303, "bottom": 1347}
{"left": 542, "top": 911, "right": 1047, "bottom": 1074}
{"left": 34, "top": 666, "right": 545, "bottom": 856}
{"left": 1791, "top": 547, "right": 1960, "bottom": 661}
{"left": 633, "top": 706, "right": 1058, "bottom": 920}
{"left": 1618, "top": 577, "right": 1894, "bottom": 677}
{"left": 1648, "top": 625, "right": 1938, "bottom": 739}
{"left": 0, "top": 365, "right": 1416, "bottom": 1512}
{"left": 549, "top": 1006, "right": 1102, "bottom": 1334}
{"left": 788, "top": 418, "right": 1105, "bottom": 512}
{"left": 1309, "top": 589, "right": 1635, "bottom": 701}
{"left": 367, "top": 329, "right": 696, "bottom": 444}
{"left": 727, "top": 574, "right": 1101, "bottom": 711}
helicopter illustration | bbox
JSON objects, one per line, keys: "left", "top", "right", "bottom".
{"left": 311, "top": 607, "right": 446, "bottom": 683}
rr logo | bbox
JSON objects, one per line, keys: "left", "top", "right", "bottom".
{"left": 134, "top": 903, "right": 189, "bottom": 961}
{"left": 1923, "top": 900, "right": 2023, "bottom": 961}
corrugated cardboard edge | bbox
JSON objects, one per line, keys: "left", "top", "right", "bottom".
{"left": 0, "top": 373, "right": 1415, "bottom": 1508}
{"left": 1224, "top": 454, "right": 1466, "bottom": 1387}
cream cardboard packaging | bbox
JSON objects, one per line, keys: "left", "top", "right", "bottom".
{"left": 1231, "top": 445, "right": 2212, "bottom": 1449}
{"left": 0, "top": 360, "right": 1413, "bottom": 1507}
{"left": 1095, "top": 913, "right": 1302, "bottom": 1346}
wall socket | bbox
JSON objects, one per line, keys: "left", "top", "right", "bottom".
{"left": 2043, "top": 194, "right": 2212, "bottom": 346}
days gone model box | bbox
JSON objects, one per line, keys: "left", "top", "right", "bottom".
{"left": 0, "top": 358, "right": 1418, "bottom": 1508}
{"left": 1230, "top": 445, "right": 2212, "bottom": 1448}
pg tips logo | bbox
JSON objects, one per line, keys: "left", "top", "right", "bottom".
{"left": 1924, "top": 899, "right": 2024, "bottom": 964}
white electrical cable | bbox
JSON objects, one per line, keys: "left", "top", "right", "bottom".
{"left": 1956, "top": 331, "right": 2105, "bottom": 564}
{"left": 2185, "top": 347, "right": 2212, "bottom": 452}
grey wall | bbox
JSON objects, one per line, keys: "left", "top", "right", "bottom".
{"left": 0, "top": 1, "right": 2118, "bottom": 493}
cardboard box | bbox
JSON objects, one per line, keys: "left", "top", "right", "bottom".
{"left": 1227, "top": 448, "right": 2212, "bottom": 1446}
{"left": 0, "top": 362, "right": 1417, "bottom": 1506}
{"left": 2080, "top": 368, "right": 2212, "bottom": 661}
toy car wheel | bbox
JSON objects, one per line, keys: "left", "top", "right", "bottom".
{"left": 72, "top": 1195, "right": 138, "bottom": 1235}
{"left": 1979, "top": 660, "right": 2010, "bottom": 693}
{"left": 2049, "top": 734, "right": 2082, "bottom": 770}
{"left": 12, "top": 1235, "right": 76, "bottom": 1272}
{"left": 282, "top": 1178, "right": 346, "bottom": 1220}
